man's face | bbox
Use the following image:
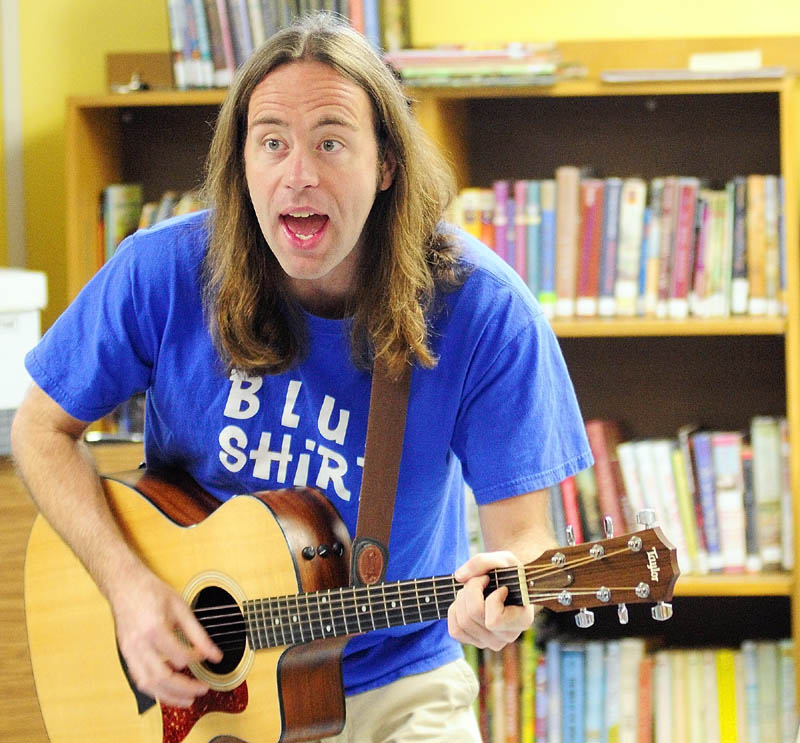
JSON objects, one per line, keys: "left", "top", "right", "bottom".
{"left": 244, "top": 60, "right": 395, "bottom": 315}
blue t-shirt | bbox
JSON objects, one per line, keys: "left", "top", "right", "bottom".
{"left": 26, "top": 210, "right": 592, "bottom": 694}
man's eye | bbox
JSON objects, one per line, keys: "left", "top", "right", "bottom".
{"left": 320, "top": 140, "right": 341, "bottom": 153}
{"left": 265, "top": 139, "right": 282, "bottom": 151}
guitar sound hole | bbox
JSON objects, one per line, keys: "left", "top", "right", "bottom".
{"left": 192, "top": 585, "right": 246, "bottom": 675}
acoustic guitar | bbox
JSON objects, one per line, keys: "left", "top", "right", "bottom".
{"left": 25, "top": 467, "right": 679, "bottom": 743}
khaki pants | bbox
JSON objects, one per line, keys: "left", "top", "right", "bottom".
{"left": 319, "top": 658, "right": 482, "bottom": 743}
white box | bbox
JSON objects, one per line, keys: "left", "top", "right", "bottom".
{"left": 0, "top": 268, "right": 48, "bottom": 411}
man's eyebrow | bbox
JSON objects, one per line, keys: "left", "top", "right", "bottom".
{"left": 312, "top": 115, "right": 359, "bottom": 131}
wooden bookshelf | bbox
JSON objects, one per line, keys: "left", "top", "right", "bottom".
{"left": 62, "top": 37, "right": 800, "bottom": 703}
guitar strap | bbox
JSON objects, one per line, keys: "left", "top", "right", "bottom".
{"left": 350, "top": 356, "right": 412, "bottom": 587}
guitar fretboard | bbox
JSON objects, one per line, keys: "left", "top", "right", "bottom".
{"left": 242, "top": 570, "right": 515, "bottom": 650}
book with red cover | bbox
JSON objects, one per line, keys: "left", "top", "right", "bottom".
{"left": 584, "top": 419, "right": 631, "bottom": 533}
{"left": 559, "top": 475, "right": 584, "bottom": 544}
{"left": 575, "top": 178, "right": 605, "bottom": 317}
{"left": 668, "top": 177, "right": 700, "bottom": 318}
{"left": 656, "top": 176, "right": 678, "bottom": 317}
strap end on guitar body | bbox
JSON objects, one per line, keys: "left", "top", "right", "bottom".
{"left": 350, "top": 537, "right": 389, "bottom": 587}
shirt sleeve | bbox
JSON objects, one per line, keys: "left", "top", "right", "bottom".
{"left": 25, "top": 234, "right": 158, "bottom": 422}
{"left": 452, "top": 311, "right": 593, "bottom": 504}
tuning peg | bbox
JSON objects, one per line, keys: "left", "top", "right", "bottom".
{"left": 651, "top": 601, "right": 673, "bottom": 621}
{"left": 575, "top": 608, "right": 595, "bottom": 628}
{"left": 603, "top": 516, "right": 614, "bottom": 538}
{"left": 565, "top": 524, "right": 577, "bottom": 546}
{"left": 636, "top": 509, "right": 656, "bottom": 529}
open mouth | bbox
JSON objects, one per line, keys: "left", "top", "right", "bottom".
{"left": 281, "top": 211, "right": 329, "bottom": 241}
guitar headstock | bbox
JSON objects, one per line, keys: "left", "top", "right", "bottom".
{"left": 516, "top": 525, "right": 680, "bottom": 626}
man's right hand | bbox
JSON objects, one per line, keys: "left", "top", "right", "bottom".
{"left": 109, "top": 565, "right": 223, "bottom": 708}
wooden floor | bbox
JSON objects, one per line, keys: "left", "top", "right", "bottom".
{"left": 0, "top": 442, "right": 144, "bottom": 741}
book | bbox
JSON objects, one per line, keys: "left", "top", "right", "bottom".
{"left": 102, "top": 183, "right": 143, "bottom": 263}
{"left": 729, "top": 175, "right": 749, "bottom": 314}
{"left": 618, "top": 638, "right": 645, "bottom": 743}
{"left": 756, "top": 641, "right": 780, "bottom": 742}
{"left": 677, "top": 423, "right": 708, "bottom": 573}
{"left": 538, "top": 180, "right": 558, "bottom": 317}
{"left": 514, "top": 179, "right": 529, "bottom": 281}
{"left": 167, "top": 0, "right": 190, "bottom": 89}
{"left": 710, "top": 431, "right": 747, "bottom": 572}
{"left": 685, "top": 649, "right": 705, "bottom": 743}
{"left": 503, "top": 642, "right": 520, "bottom": 743}
{"left": 690, "top": 193, "right": 711, "bottom": 316}
{"left": 656, "top": 176, "right": 678, "bottom": 318}
{"left": 575, "top": 179, "right": 605, "bottom": 317}
{"left": 649, "top": 438, "right": 690, "bottom": 573}
{"left": 574, "top": 466, "right": 603, "bottom": 542}
{"left": 493, "top": 180, "right": 511, "bottom": 264}
{"left": 741, "top": 641, "right": 760, "bottom": 743}
{"left": 779, "top": 418, "right": 793, "bottom": 570}
{"left": 560, "top": 475, "right": 584, "bottom": 544}
{"left": 245, "top": 0, "right": 266, "bottom": 47}
{"left": 549, "top": 484, "right": 567, "bottom": 546}
{"left": 690, "top": 431, "right": 725, "bottom": 572}
{"left": 652, "top": 651, "right": 672, "bottom": 743}
{"left": 642, "top": 178, "right": 664, "bottom": 316}
{"left": 614, "top": 177, "right": 646, "bottom": 317}
{"left": 764, "top": 174, "right": 781, "bottom": 316}
{"left": 715, "top": 648, "right": 738, "bottom": 743}
{"left": 615, "top": 440, "right": 647, "bottom": 520}
{"left": 555, "top": 166, "right": 582, "bottom": 317}
{"left": 670, "top": 442, "right": 701, "bottom": 575}
{"left": 779, "top": 639, "right": 795, "bottom": 743}
{"left": 637, "top": 655, "right": 654, "bottom": 743}
{"left": 203, "top": 0, "right": 236, "bottom": 86}
{"left": 750, "top": 415, "right": 783, "bottom": 570}
{"left": 584, "top": 641, "right": 605, "bottom": 743}
{"left": 546, "top": 639, "right": 562, "bottom": 743}
{"left": 668, "top": 176, "right": 700, "bottom": 319}
{"left": 561, "top": 644, "right": 585, "bottom": 743}
{"left": 702, "top": 649, "right": 721, "bottom": 743}
{"left": 597, "top": 177, "right": 622, "bottom": 317}
{"left": 226, "top": 0, "right": 254, "bottom": 67}
{"left": 740, "top": 446, "right": 762, "bottom": 572}
{"left": 458, "top": 187, "right": 484, "bottom": 239}
{"left": 535, "top": 654, "right": 548, "bottom": 743}
{"left": 746, "top": 174, "right": 767, "bottom": 315}
{"left": 520, "top": 629, "right": 538, "bottom": 743}
{"left": 604, "top": 641, "right": 620, "bottom": 743}
{"left": 525, "top": 180, "right": 543, "bottom": 298}
{"left": 584, "top": 420, "right": 631, "bottom": 535}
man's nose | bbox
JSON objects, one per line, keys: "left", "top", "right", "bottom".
{"left": 284, "top": 148, "right": 319, "bottom": 190}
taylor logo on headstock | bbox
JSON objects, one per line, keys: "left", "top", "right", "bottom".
{"left": 647, "top": 546, "right": 661, "bottom": 582}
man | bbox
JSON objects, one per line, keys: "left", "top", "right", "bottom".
{"left": 12, "top": 12, "right": 592, "bottom": 742}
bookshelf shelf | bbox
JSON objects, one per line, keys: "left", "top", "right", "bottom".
{"left": 551, "top": 316, "right": 786, "bottom": 338}
{"left": 675, "top": 572, "right": 793, "bottom": 597}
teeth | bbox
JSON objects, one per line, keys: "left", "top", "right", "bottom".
{"left": 295, "top": 233, "right": 315, "bottom": 240}
{"left": 287, "top": 211, "right": 316, "bottom": 218}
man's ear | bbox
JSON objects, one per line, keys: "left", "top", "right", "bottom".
{"left": 378, "top": 149, "right": 397, "bottom": 191}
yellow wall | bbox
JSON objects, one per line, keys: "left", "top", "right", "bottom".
{"left": 16, "top": 0, "right": 800, "bottom": 326}
{"left": 19, "top": 1, "right": 168, "bottom": 327}
{"left": 409, "top": 0, "right": 800, "bottom": 46}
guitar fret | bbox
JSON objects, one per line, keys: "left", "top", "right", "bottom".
{"left": 364, "top": 586, "right": 376, "bottom": 631}
{"left": 351, "top": 588, "right": 363, "bottom": 634}
{"left": 412, "top": 578, "right": 424, "bottom": 624}
{"left": 339, "top": 587, "right": 350, "bottom": 636}
{"left": 303, "top": 592, "right": 316, "bottom": 641}
{"left": 379, "top": 584, "right": 391, "bottom": 629}
{"left": 292, "top": 593, "right": 304, "bottom": 643}
{"left": 325, "top": 588, "right": 338, "bottom": 637}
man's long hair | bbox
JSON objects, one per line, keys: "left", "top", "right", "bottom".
{"left": 202, "top": 12, "right": 465, "bottom": 380}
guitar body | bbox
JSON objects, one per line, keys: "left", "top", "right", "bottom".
{"left": 25, "top": 469, "right": 352, "bottom": 743}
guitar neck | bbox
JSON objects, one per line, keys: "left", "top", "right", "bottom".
{"left": 243, "top": 569, "right": 519, "bottom": 650}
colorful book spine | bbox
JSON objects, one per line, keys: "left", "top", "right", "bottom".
{"left": 642, "top": 178, "right": 664, "bottom": 316}
{"left": 538, "top": 180, "right": 558, "bottom": 317}
{"left": 575, "top": 178, "right": 605, "bottom": 317}
{"left": 655, "top": 176, "right": 678, "bottom": 318}
{"left": 750, "top": 415, "right": 783, "bottom": 570}
{"left": 614, "top": 177, "right": 646, "bottom": 317}
{"left": 690, "top": 431, "right": 725, "bottom": 572}
{"left": 730, "top": 175, "right": 749, "bottom": 314}
{"left": 764, "top": 174, "right": 781, "bottom": 316}
{"left": 584, "top": 641, "right": 605, "bottom": 743}
{"left": 493, "top": 180, "right": 510, "bottom": 264}
{"left": 710, "top": 431, "right": 747, "bottom": 573}
{"left": 561, "top": 644, "right": 585, "bottom": 743}
{"left": 597, "top": 177, "right": 622, "bottom": 317}
{"left": 514, "top": 179, "right": 529, "bottom": 281}
{"left": 746, "top": 174, "right": 767, "bottom": 315}
{"left": 668, "top": 176, "right": 699, "bottom": 319}
{"left": 526, "top": 180, "right": 542, "bottom": 297}
{"left": 584, "top": 420, "right": 630, "bottom": 535}
{"left": 560, "top": 475, "right": 584, "bottom": 544}
{"left": 555, "top": 165, "right": 582, "bottom": 317}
